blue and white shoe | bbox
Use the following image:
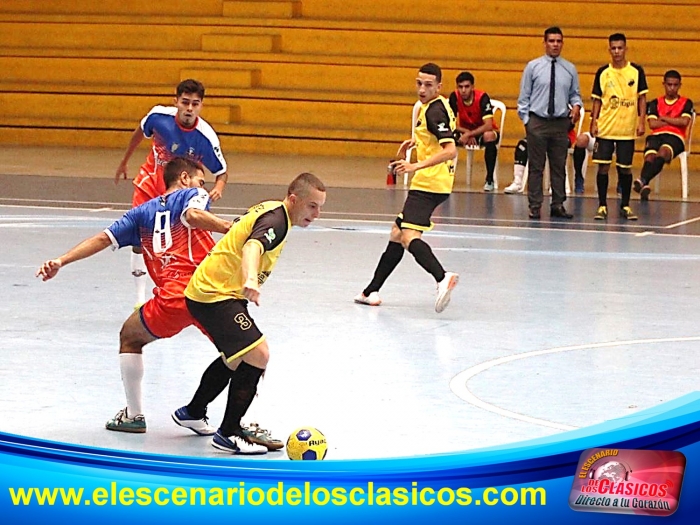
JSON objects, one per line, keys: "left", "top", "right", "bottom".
{"left": 171, "top": 406, "right": 217, "bottom": 436}
{"left": 211, "top": 430, "right": 267, "bottom": 455}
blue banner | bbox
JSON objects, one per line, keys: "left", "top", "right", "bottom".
{"left": 3, "top": 392, "right": 700, "bottom": 523}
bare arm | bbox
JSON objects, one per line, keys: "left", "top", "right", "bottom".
{"left": 115, "top": 127, "right": 145, "bottom": 184}
{"left": 36, "top": 232, "right": 112, "bottom": 281}
{"left": 240, "top": 240, "right": 263, "bottom": 306}
{"left": 208, "top": 172, "right": 228, "bottom": 202}
{"left": 589, "top": 99, "right": 602, "bottom": 137}
{"left": 637, "top": 94, "right": 647, "bottom": 136}
{"left": 656, "top": 115, "right": 690, "bottom": 127}
{"left": 184, "top": 208, "right": 232, "bottom": 234}
{"left": 391, "top": 141, "right": 457, "bottom": 177}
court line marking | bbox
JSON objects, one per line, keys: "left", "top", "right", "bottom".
{"left": 2, "top": 203, "right": 700, "bottom": 239}
{"left": 449, "top": 336, "right": 700, "bottom": 431}
{"left": 664, "top": 215, "right": 700, "bottom": 229}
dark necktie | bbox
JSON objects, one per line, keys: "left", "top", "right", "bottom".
{"left": 548, "top": 58, "right": 556, "bottom": 116}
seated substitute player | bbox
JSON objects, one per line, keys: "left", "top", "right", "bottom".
{"left": 448, "top": 71, "right": 499, "bottom": 192}
{"left": 354, "top": 63, "right": 459, "bottom": 313}
{"left": 37, "top": 159, "right": 282, "bottom": 450}
{"left": 178, "top": 172, "right": 327, "bottom": 455}
{"left": 504, "top": 129, "right": 595, "bottom": 195}
{"left": 633, "top": 70, "right": 694, "bottom": 201}
{"left": 115, "top": 79, "right": 228, "bottom": 307}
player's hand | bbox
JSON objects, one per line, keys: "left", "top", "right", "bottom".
{"left": 589, "top": 121, "right": 598, "bottom": 138}
{"left": 208, "top": 187, "right": 223, "bottom": 202}
{"left": 396, "top": 139, "right": 416, "bottom": 158}
{"left": 36, "top": 259, "right": 62, "bottom": 281}
{"left": 243, "top": 282, "right": 261, "bottom": 306}
{"left": 637, "top": 122, "right": 646, "bottom": 137}
{"left": 390, "top": 159, "right": 415, "bottom": 177}
{"left": 464, "top": 136, "right": 478, "bottom": 147}
{"left": 114, "top": 162, "right": 128, "bottom": 185}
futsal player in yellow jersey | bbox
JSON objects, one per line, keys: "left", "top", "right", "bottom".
{"left": 590, "top": 33, "right": 648, "bottom": 221}
{"left": 178, "top": 172, "right": 326, "bottom": 455}
{"left": 354, "top": 63, "right": 459, "bottom": 313}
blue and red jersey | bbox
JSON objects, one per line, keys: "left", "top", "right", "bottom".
{"left": 105, "top": 187, "right": 216, "bottom": 289}
{"left": 133, "top": 106, "right": 227, "bottom": 202}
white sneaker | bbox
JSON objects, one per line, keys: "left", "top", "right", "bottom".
{"left": 171, "top": 406, "right": 217, "bottom": 436}
{"left": 211, "top": 430, "right": 267, "bottom": 455}
{"left": 483, "top": 182, "right": 495, "bottom": 192}
{"left": 504, "top": 182, "right": 523, "bottom": 194}
{"left": 354, "top": 291, "right": 382, "bottom": 306}
{"left": 435, "top": 272, "right": 459, "bottom": 313}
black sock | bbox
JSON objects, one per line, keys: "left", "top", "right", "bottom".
{"left": 408, "top": 238, "right": 445, "bottom": 282}
{"left": 187, "top": 358, "right": 233, "bottom": 419}
{"left": 363, "top": 241, "right": 404, "bottom": 295}
{"left": 618, "top": 170, "right": 633, "bottom": 207}
{"left": 572, "top": 146, "right": 586, "bottom": 182}
{"left": 641, "top": 157, "right": 666, "bottom": 184}
{"left": 596, "top": 171, "right": 609, "bottom": 206}
{"left": 484, "top": 142, "right": 497, "bottom": 184}
{"left": 219, "top": 362, "right": 265, "bottom": 437}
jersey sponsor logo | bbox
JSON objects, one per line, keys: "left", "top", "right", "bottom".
{"left": 257, "top": 270, "right": 271, "bottom": 286}
{"left": 437, "top": 122, "right": 449, "bottom": 132}
{"left": 170, "top": 143, "right": 179, "bottom": 153}
{"left": 264, "top": 228, "right": 276, "bottom": 244}
{"left": 628, "top": 79, "right": 635, "bottom": 87}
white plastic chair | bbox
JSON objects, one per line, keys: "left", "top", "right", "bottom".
{"left": 654, "top": 110, "right": 695, "bottom": 200}
{"left": 403, "top": 100, "right": 423, "bottom": 186}
{"left": 465, "top": 99, "right": 506, "bottom": 189}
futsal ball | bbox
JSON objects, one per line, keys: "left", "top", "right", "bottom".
{"left": 286, "top": 427, "right": 328, "bottom": 460}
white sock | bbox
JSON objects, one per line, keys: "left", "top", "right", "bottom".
{"left": 131, "top": 251, "right": 148, "bottom": 305}
{"left": 512, "top": 164, "right": 525, "bottom": 186}
{"left": 120, "top": 353, "right": 144, "bottom": 417}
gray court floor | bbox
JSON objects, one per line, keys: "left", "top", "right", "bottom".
{"left": 2, "top": 185, "right": 700, "bottom": 460}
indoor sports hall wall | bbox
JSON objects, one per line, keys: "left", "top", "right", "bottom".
{"left": 0, "top": 0, "right": 698, "bottom": 170}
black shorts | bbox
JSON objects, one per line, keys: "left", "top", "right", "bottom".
{"left": 186, "top": 297, "right": 264, "bottom": 363}
{"left": 396, "top": 190, "right": 449, "bottom": 232}
{"left": 592, "top": 138, "right": 635, "bottom": 168}
{"left": 644, "top": 133, "right": 685, "bottom": 160}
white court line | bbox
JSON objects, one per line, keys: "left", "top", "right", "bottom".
{"left": 449, "top": 336, "right": 700, "bottom": 431}
{"left": 3, "top": 203, "right": 700, "bottom": 239}
{"left": 664, "top": 215, "right": 700, "bottom": 229}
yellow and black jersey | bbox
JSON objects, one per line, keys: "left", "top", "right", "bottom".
{"left": 647, "top": 96, "right": 694, "bottom": 141}
{"left": 592, "top": 62, "right": 648, "bottom": 140}
{"left": 185, "top": 201, "right": 290, "bottom": 303}
{"left": 410, "top": 96, "right": 456, "bottom": 194}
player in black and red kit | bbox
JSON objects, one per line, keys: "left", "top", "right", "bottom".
{"left": 633, "top": 70, "right": 694, "bottom": 201}
{"left": 448, "top": 72, "right": 499, "bottom": 191}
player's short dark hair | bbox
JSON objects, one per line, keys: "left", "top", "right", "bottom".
{"left": 609, "top": 33, "right": 626, "bottom": 44}
{"left": 419, "top": 63, "right": 442, "bottom": 83}
{"left": 177, "top": 79, "right": 205, "bottom": 99}
{"left": 664, "top": 69, "right": 682, "bottom": 82}
{"left": 544, "top": 27, "right": 563, "bottom": 40}
{"left": 163, "top": 157, "right": 204, "bottom": 188}
{"left": 288, "top": 172, "right": 326, "bottom": 198}
{"left": 456, "top": 71, "right": 474, "bottom": 85}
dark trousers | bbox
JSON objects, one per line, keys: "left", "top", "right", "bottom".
{"left": 525, "top": 115, "right": 570, "bottom": 208}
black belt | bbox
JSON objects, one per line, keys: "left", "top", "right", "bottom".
{"left": 530, "top": 112, "right": 569, "bottom": 121}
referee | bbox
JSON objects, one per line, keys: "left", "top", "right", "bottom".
{"left": 517, "top": 26, "right": 582, "bottom": 219}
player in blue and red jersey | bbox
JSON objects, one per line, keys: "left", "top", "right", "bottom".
{"left": 38, "top": 158, "right": 230, "bottom": 428}
{"left": 115, "top": 79, "right": 229, "bottom": 306}
{"left": 633, "top": 70, "right": 694, "bottom": 201}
